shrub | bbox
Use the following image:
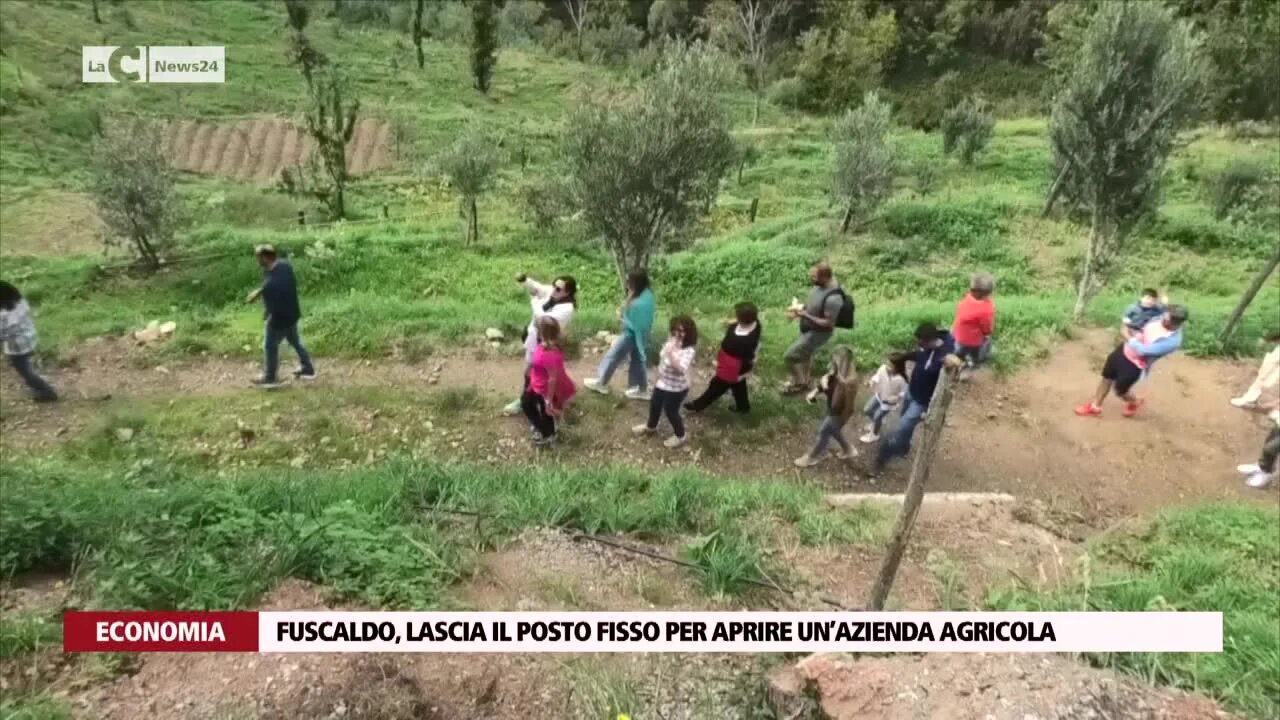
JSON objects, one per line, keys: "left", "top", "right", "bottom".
{"left": 499, "top": 0, "right": 544, "bottom": 45}
{"left": 941, "top": 96, "right": 995, "bottom": 165}
{"left": 1207, "top": 160, "right": 1269, "bottom": 219}
{"left": 882, "top": 200, "right": 1005, "bottom": 250}
{"left": 518, "top": 177, "right": 573, "bottom": 232}
{"left": 766, "top": 76, "right": 805, "bottom": 110}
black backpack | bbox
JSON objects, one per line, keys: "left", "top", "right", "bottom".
{"left": 825, "top": 287, "right": 856, "bottom": 330}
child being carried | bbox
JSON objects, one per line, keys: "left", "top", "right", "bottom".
{"left": 860, "top": 352, "right": 909, "bottom": 443}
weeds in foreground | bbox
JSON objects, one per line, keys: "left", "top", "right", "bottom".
{"left": 562, "top": 660, "right": 640, "bottom": 720}
{"left": 0, "top": 457, "right": 871, "bottom": 620}
{"left": 987, "top": 503, "right": 1280, "bottom": 718}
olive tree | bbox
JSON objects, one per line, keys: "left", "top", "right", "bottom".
{"left": 941, "top": 95, "right": 994, "bottom": 166}
{"left": 304, "top": 69, "right": 359, "bottom": 219}
{"left": 435, "top": 125, "right": 500, "bottom": 245}
{"left": 1051, "top": 1, "right": 1204, "bottom": 320}
{"left": 832, "top": 91, "right": 894, "bottom": 233}
{"left": 91, "top": 120, "right": 179, "bottom": 269}
{"left": 565, "top": 45, "right": 735, "bottom": 283}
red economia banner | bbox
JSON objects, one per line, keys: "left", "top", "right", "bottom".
{"left": 62, "top": 611, "right": 1223, "bottom": 654}
{"left": 63, "top": 612, "right": 259, "bottom": 653}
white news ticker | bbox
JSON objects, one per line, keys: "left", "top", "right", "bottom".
{"left": 257, "top": 611, "right": 1223, "bottom": 654}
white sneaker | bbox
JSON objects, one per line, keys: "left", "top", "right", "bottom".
{"left": 1237, "top": 463, "right": 1262, "bottom": 474}
{"left": 584, "top": 378, "right": 610, "bottom": 395}
{"left": 501, "top": 399, "right": 522, "bottom": 416}
{"left": 793, "top": 454, "right": 820, "bottom": 468}
{"left": 835, "top": 448, "right": 859, "bottom": 460}
{"left": 663, "top": 435, "right": 688, "bottom": 449}
{"left": 632, "top": 424, "right": 655, "bottom": 436}
{"left": 859, "top": 432, "right": 879, "bottom": 444}
{"left": 1230, "top": 397, "right": 1254, "bottom": 408}
{"left": 624, "top": 387, "right": 652, "bottom": 401}
{"left": 1246, "top": 471, "right": 1273, "bottom": 489}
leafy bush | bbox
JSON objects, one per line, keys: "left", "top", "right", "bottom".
{"left": 832, "top": 92, "right": 896, "bottom": 229}
{"left": 941, "top": 95, "right": 995, "bottom": 165}
{"left": 518, "top": 177, "right": 573, "bottom": 231}
{"left": 882, "top": 199, "right": 1005, "bottom": 249}
{"left": 766, "top": 76, "right": 805, "bottom": 110}
{"left": 1207, "top": 160, "right": 1269, "bottom": 219}
{"left": 499, "top": 0, "right": 544, "bottom": 45}
{"left": 333, "top": 0, "right": 394, "bottom": 26}
{"left": 892, "top": 70, "right": 963, "bottom": 131}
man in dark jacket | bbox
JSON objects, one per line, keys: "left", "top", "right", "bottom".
{"left": 873, "top": 322, "right": 961, "bottom": 473}
{"left": 247, "top": 244, "right": 315, "bottom": 388}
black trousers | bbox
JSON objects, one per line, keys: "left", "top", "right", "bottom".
{"left": 647, "top": 387, "right": 688, "bottom": 437}
{"left": 521, "top": 390, "right": 557, "bottom": 439}
{"left": 687, "top": 377, "right": 750, "bottom": 413}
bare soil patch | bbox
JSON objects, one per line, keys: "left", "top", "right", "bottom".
{"left": 769, "top": 653, "right": 1237, "bottom": 720}
{"left": 154, "top": 116, "right": 394, "bottom": 182}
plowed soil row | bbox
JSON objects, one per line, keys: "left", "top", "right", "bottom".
{"left": 156, "top": 116, "right": 392, "bottom": 181}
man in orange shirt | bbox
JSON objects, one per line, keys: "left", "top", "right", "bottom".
{"left": 952, "top": 273, "right": 995, "bottom": 379}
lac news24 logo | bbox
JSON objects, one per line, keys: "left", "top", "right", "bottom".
{"left": 82, "top": 46, "right": 224, "bottom": 84}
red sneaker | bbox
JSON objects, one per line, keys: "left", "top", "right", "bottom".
{"left": 1074, "top": 403, "right": 1102, "bottom": 417}
{"left": 1122, "top": 398, "right": 1145, "bottom": 417}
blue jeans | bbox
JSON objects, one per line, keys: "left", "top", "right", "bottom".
{"left": 263, "top": 323, "right": 314, "bottom": 383}
{"left": 863, "top": 396, "right": 893, "bottom": 435}
{"left": 596, "top": 332, "right": 647, "bottom": 391}
{"left": 875, "top": 396, "right": 928, "bottom": 468}
{"left": 7, "top": 353, "right": 57, "bottom": 401}
{"left": 810, "top": 415, "right": 851, "bottom": 457}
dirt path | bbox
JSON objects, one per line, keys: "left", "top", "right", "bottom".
{"left": 2, "top": 331, "right": 1272, "bottom": 524}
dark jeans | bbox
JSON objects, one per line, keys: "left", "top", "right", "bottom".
{"left": 647, "top": 387, "right": 688, "bottom": 438}
{"left": 687, "top": 377, "right": 750, "bottom": 413}
{"left": 263, "top": 323, "right": 314, "bottom": 383}
{"left": 1261, "top": 426, "right": 1280, "bottom": 474}
{"left": 875, "top": 396, "right": 928, "bottom": 469}
{"left": 521, "top": 390, "right": 556, "bottom": 439}
{"left": 7, "top": 353, "right": 57, "bottom": 401}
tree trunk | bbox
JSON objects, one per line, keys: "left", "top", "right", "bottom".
{"left": 92, "top": 0, "right": 102, "bottom": 23}
{"left": 752, "top": 89, "right": 761, "bottom": 127}
{"left": 413, "top": 0, "right": 426, "bottom": 68}
{"left": 840, "top": 205, "right": 854, "bottom": 233}
{"left": 334, "top": 181, "right": 346, "bottom": 220}
{"left": 1073, "top": 208, "right": 1101, "bottom": 322}
{"left": 868, "top": 368, "right": 957, "bottom": 611}
{"left": 1220, "top": 244, "right": 1280, "bottom": 344}
{"left": 1042, "top": 164, "right": 1069, "bottom": 218}
{"left": 469, "top": 197, "right": 479, "bottom": 245}
{"left": 135, "top": 233, "right": 159, "bottom": 270}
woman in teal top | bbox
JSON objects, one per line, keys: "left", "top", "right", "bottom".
{"left": 585, "top": 270, "right": 654, "bottom": 401}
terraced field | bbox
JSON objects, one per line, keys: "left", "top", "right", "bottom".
{"left": 156, "top": 116, "right": 393, "bottom": 181}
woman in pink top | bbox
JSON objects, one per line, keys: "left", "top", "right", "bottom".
{"left": 521, "top": 316, "right": 576, "bottom": 447}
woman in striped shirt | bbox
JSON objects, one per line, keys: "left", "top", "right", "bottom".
{"left": 633, "top": 315, "right": 698, "bottom": 448}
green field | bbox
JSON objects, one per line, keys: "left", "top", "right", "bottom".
{"left": 1, "top": 1, "right": 1278, "bottom": 717}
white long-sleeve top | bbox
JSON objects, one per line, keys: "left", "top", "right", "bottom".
{"left": 522, "top": 278, "right": 575, "bottom": 363}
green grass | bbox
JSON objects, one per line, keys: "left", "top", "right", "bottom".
{"left": 0, "top": 695, "right": 72, "bottom": 720}
{"left": 0, "top": 455, "right": 881, "bottom": 615}
{"left": 0, "top": 613, "right": 60, "bottom": 659}
{"left": 987, "top": 504, "right": 1280, "bottom": 718}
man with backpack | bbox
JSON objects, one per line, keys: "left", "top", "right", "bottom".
{"left": 783, "top": 262, "right": 853, "bottom": 394}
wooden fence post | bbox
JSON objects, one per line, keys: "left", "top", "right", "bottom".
{"left": 297, "top": 210, "right": 306, "bottom": 227}
{"left": 867, "top": 367, "right": 959, "bottom": 611}
{"left": 1219, "top": 244, "right": 1280, "bottom": 344}
{"left": 749, "top": 197, "right": 759, "bottom": 224}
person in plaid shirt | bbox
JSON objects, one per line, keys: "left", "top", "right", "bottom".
{"left": 0, "top": 281, "right": 57, "bottom": 402}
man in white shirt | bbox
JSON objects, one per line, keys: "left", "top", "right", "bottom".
{"left": 502, "top": 273, "right": 576, "bottom": 416}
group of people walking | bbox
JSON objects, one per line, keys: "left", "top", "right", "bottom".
{"left": 1, "top": 247, "right": 1276, "bottom": 491}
